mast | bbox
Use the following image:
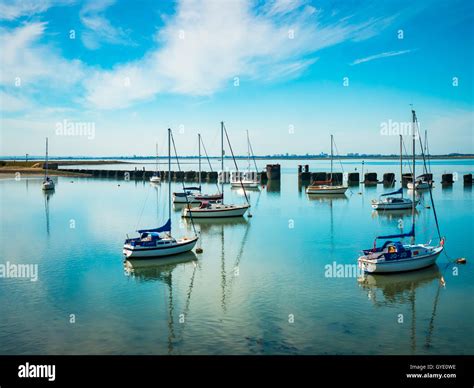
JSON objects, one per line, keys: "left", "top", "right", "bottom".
{"left": 247, "top": 130, "right": 250, "bottom": 172}
{"left": 155, "top": 143, "right": 158, "bottom": 174}
{"left": 221, "top": 121, "right": 224, "bottom": 200}
{"left": 45, "top": 137, "right": 48, "bottom": 180}
{"left": 330, "top": 134, "right": 333, "bottom": 181}
{"left": 168, "top": 128, "right": 171, "bottom": 223}
{"left": 400, "top": 134, "right": 403, "bottom": 197}
{"left": 411, "top": 110, "right": 416, "bottom": 242}
{"left": 198, "top": 133, "right": 201, "bottom": 188}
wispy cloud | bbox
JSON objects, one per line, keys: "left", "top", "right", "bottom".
{"left": 0, "top": 0, "right": 73, "bottom": 20}
{"left": 84, "top": 0, "right": 397, "bottom": 109}
{"left": 350, "top": 49, "right": 414, "bottom": 65}
{"left": 80, "top": 0, "right": 134, "bottom": 50}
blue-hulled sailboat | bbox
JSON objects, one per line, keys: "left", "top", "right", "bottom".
{"left": 358, "top": 110, "right": 444, "bottom": 273}
{"left": 123, "top": 128, "right": 198, "bottom": 259}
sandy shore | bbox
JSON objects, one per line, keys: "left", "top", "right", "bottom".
{"left": 0, "top": 167, "right": 92, "bottom": 177}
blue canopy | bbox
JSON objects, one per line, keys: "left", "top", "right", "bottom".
{"left": 380, "top": 187, "right": 403, "bottom": 197}
{"left": 376, "top": 225, "right": 414, "bottom": 240}
{"left": 137, "top": 218, "right": 171, "bottom": 234}
{"left": 183, "top": 186, "right": 201, "bottom": 191}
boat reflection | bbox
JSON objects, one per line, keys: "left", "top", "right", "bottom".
{"left": 124, "top": 252, "right": 198, "bottom": 354}
{"left": 371, "top": 207, "right": 419, "bottom": 220}
{"left": 43, "top": 190, "right": 55, "bottom": 236}
{"left": 306, "top": 193, "right": 348, "bottom": 202}
{"left": 124, "top": 251, "right": 198, "bottom": 280}
{"left": 358, "top": 265, "right": 443, "bottom": 351}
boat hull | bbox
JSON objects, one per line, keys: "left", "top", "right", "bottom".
{"left": 407, "top": 182, "right": 431, "bottom": 190}
{"left": 123, "top": 237, "right": 198, "bottom": 259}
{"left": 358, "top": 246, "right": 443, "bottom": 273}
{"left": 372, "top": 199, "right": 417, "bottom": 210}
{"left": 182, "top": 204, "right": 249, "bottom": 218}
{"left": 42, "top": 181, "right": 55, "bottom": 191}
{"left": 150, "top": 177, "right": 161, "bottom": 183}
{"left": 231, "top": 181, "right": 259, "bottom": 188}
{"left": 306, "top": 185, "right": 348, "bottom": 194}
{"left": 172, "top": 194, "right": 200, "bottom": 204}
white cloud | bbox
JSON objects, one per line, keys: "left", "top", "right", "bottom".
{"left": 0, "top": 91, "right": 31, "bottom": 112}
{"left": 0, "top": 0, "right": 74, "bottom": 20}
{"left": 0, "top": 22, "right": 84, "bottom": 88}
{"left": 80, "top": 0, "right": 134, "bottom": 50}
{"left": 350, "top": 49, "right": 414, "bottom": 65}
{"left": 84, "top": 0, "right": 396, "bottom": 109}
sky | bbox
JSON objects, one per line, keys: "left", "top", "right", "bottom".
{"left": 0, "top": 0, "right": 473, "bottom": 157}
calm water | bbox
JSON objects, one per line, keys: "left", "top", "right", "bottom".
{"left": 0, "top": 159, "right": 473, "bottom": 355}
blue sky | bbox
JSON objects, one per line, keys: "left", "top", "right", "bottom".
{"left": 0, "top": 0, "right": 473, "bottom": 157}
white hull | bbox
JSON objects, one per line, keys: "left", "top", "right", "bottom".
{"left": 306, "top": 185, "right": 348, "bottom": 194}
{"left": 183, "top": 204, "right": 249, "bottom": 218}
{"left": 358, "top": 246, "right": 443, "bottom": 273}
{"left": 123, "top": 237, "right": 198, "bottom": 259}
{"left": 172, "top": 194, "right": 200, "bottom": 203}
{"left": 372, "top": 198, "right": 417, "bottom": 210}
{"left": 407, "top": 182, "right": 431, "bottom": 190}
{"left": 150, "top": 176, "right": 161, "bottom": 183}
{"left": 231, "top": 180, "right": 259, "bottom": 188}
{"left": 42, "top": 181, "right": 55, "bottom": 191}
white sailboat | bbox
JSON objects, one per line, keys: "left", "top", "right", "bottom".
{"left": 123, "top": 128, "right": 198, "bottom": 259}
{"left": 231, "top": 130, "right": 259, "bottom": 188}
{"left": 306, "top": 135, "right": 348, "bottom": 194}
{"left": 358, "top": 110, "right": 444, "bottom": 273}
{"left": 150, "top": 143, "right": 161, "bottom": 183}
{"left": 42, "top": 137, "right": 55, "bottom": 191}
{"left": 182, "top": 122, "right": 250, "bottom": 218}
{"left": 172, "top": 134, "right": 223, "bottom": 204}
{"left": 372, "top": 135, "right": 417, "bottom": 210}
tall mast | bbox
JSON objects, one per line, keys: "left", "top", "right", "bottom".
{"left": 168, "top": 128, "right": 171, "bottom": 223}
{"left": 221, "top": 121, "right": 224, "bottom": 199}
{"left": 400, "top": 134, "right": 403, "bottom": 197}
{"left": 198, "top": 133, "right": 201, "bottom": 187}
{"left": 330, "top": 134, "right": 333, "bottom": 181}
{"left": 45, "top": 137, "right": 48, "bottom": 179}
{"left": 411, "top": 110, "right": 416, "bottom": 242}
{"left": 247, "top": 130, "right": 250, "bottom": 171}
{"left": 155, "top": 142, "right": 158, "bottom": 173}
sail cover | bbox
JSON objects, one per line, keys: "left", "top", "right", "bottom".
{"left": 183, "top": 186, "right": 201, "bottom": 191}
{"left": 376, "top": 224, "right": 414, "bottom": 240}
{"left": 138, "top": 218, "right": 171, "bottom": 234}
{"left": 380, "top": 187, "right": 403, "bottom": 197}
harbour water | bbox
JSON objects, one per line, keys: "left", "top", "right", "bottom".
{"left": 0, "top": 159, "right": 473, "bottom": 354}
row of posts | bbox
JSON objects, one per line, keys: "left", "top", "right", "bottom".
{"left": 298, "top": 164, "right": 472, "bottom": 186}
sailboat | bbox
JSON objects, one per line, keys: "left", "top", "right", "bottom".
{"left": 182, "top": 122, "right": 250, "bottom": 218}
{"left": 231, "top": 130, "right": 259, "bottom": 188}
{"left": 306, "top": 135, "right": 348, "bottom": 194}
{"left": 372, "top": 135, "right": 417, "bottom": 210}
{"left": 42, "top": 137, "right": 55, "bottom": 191}
{"left": 123, "top": 128, "right": 198, "bottom": 259}
{"left": 150, "top": 143, "right": 161, "bottom": 183}
{"left": 358, "top": 110, "right": 444, "bottom": 273}
{"left": 408, "top": 130, "right": 433, "bottom": 190}
{"left": 172, "top": 134, "right": 223, "bottom": 204}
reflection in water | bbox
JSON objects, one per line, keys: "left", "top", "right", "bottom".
{"left": 358, "top": 265, "right": 442, "bottom": 352}
{"left": 306, "top": 193, "right": 348, "bottom": 202}
{"left": 371, "top": 208, "right": 419, "bottom": 221}
{"left": 266, "top": 179, "right": 280, "bottom": 193}
{"left": 43, "top": 190, "right": 54, "bottom": 236}
{"left": 124, "top": 252, "right": 198, "bottom": 354}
